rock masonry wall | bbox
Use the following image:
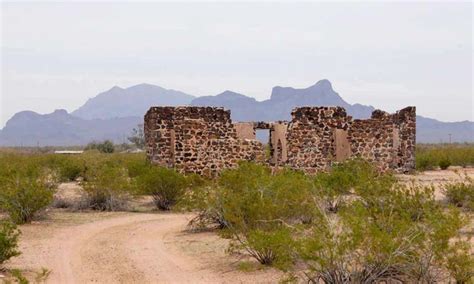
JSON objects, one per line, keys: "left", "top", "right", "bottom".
{"left": 286, "top": 107, "right": 352, "bottom": 174}
{"left": 145, "top": 106, "right": 416, "bottom": 177}
{"left": 144, "top": 106, "right": 264, "bottom": 177}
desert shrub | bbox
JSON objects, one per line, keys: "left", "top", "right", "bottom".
{"left": 445, "top": 241, "right": 474, "bottom": 284}
{"left": 135, "top": 166, "right": 187, "bottom": 210}
{"left": 0, "top": 221, "right": 21, "bottom": 266}
{"left": 58, "top": 158, "right": 84, "bottom": 181}
{"left": 297, "top": 182, "right": 463, "bottom": 283}
{"left": 124, "top": 155, "right": 150, "bottom": 178}
{"left": 38, "top": 154, "right": 84, "bottom": 182}
{"left": 231, "top": 228, "right": 294, "bottom": 269}
{"left": 439, "top": 157, "right": 451, "bottom": 170}
{"left": 416, "top": 144, "right": 474, "bottom": 171}
{"left": 81, "top": 161, "right": 132, "bottom": 211}
{"left": 0, "top": 159, "right": 55, "bottom": 224}
{"left": 202, "top": 161, "right": 472, "bottom": 282}
{"left": 215, "top": 163, "right": 314, "bottom": 268}
{"left": 182, "top": 177, "right": 227, "bottom": 231}
{"left": 11, "top": 269, "right": 28, "bottom": 284}
{"left": 313, "top": 158, "right": 387, "bottom": 212}
{"left": 52, "top": 197, "right": 74, "bottom": 209}
{"left": 296, "top": 180, "right": 470, "bottom": 283}
{"left": 444, "top": 177, "right": 474, "bottom": 211}
{"left": 416, "top": 154, "right": 436, "bottom": 171}
{"left": 84, "top": 140, "right": 115, "bottom": 153}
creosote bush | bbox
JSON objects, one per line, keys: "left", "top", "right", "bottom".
{"left": 0, "top": 156, "right": 55, "bottom": 224}
{"left": 84, "top": 140, "right": 115, "bottom": 153}
{"left": 444, "top": 176, "right": 474, "bottom": 211}
{"left": 416, "top": 143, "right": 474, "bottom": 171}
{"left": 186, "top": 160, "right": 473, "bottom": 283}
{"left": 0, "top": 220, "right": 21, "bottom": 266}
{"left": 439, "top": 157, "right": 452, "bottom": 170}
{"left": 81, "top": 160, "right": 132, "bottom": 211}
{"left": 136, "top": 166, "right": 187, "bottom": 210}
{"left": 216, "top": 163, "right": 314, "bottom": 269}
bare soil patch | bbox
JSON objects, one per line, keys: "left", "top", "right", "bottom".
{"left": 5, "top": 211, "right": 281, "bottom": 283}
{"left": 397, "top": 167, "right": 474, "bottom": 200}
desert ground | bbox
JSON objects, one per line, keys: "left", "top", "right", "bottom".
{"left": 4, "top": 168, "right": 474, "bottom": 284}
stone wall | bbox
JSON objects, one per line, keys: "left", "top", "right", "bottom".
{"left": 285, "top": 107, "right": 352, "bottom": 173}
{"left": 346, "top": 107, "right": 416, "bottom": 172}
{"left": 145, "top": 106, "right": 416, "bottom": 176}
{"left": 144, "top": 106, "right": 264, "bottom": 177}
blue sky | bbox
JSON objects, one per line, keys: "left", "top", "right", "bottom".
{"left": 1, "top": 1, "right": 472, "bottom": 127}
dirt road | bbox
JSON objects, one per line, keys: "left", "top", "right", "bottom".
{"left": 53, "top": 213, "right": 223, "bottom": 283}
{"left": 12, "top": 213, "right": 238, "bottom": 283}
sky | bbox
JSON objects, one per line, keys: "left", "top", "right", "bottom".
{"left": 1, "top": 1, "right": 473, "bottom": 127}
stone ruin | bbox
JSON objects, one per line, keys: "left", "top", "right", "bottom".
{"left": 144, "top": 106, "right": 416, "bottom": 177}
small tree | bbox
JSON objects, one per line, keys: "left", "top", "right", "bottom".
{"left": 0, "top": 221, "right": 21, "bottom": 266}
{"left": 127, "top": 124, "right": 145, "bottom": 149}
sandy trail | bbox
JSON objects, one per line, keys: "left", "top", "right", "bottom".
{"left": 35, "top": 213, "right": 223, "bottom": 283}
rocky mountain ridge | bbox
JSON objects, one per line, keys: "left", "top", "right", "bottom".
{"left": 1, "top": 80, "right": 472, "bottom": 146}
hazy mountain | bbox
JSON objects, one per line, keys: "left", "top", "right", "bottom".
{"left": 1, "top": 80, "right": 472, "bottom": 146}
{"left": 72, "top": 83, "right": 195, "bottom": 120}
{"left": 192, "top": 79, "right": 375, "bottom": 121}
{"left": 0, "top": 109, "right": 140, "bottom": 146}
{"left": 417, "top": 116, "right": 474, "bottom": 143}
{"left": 192, "top": 90, "right": 261, "bottom": 121}
{"left": 192, "top": 80, "right": 473, "bottom": 143}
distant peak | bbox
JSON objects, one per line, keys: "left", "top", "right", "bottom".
{"left": 126, "top": 83, "right": 166, "bottom": 93}
{"left": 129, "top": 83, "right": 160, "bottom": 89}
{"left": 134, "top": 83, "right": 154, "bottom": 87}
{"left": 52, "top": 109, "right": 68, "bottom": 115}
{"left": 309, "top": 79, "right": 333, "bottom": 90}
{"left": 218, "top": 90, "right": 242, "bottom": 96}
{"left": 109, "top": 86, "right": 123, "bottom": 91}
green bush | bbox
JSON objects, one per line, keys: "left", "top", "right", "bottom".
{"left": 136, "top": 167, "right": 187, "bottom": 210}
{"left": 181, "top": 176, "right": 226, "bottom": 231}
{"left": 416, "top": 144, "right": 474, "bottom": 171}
{"left": 82, "top": 161, "right": 132, "bottom": 211}
{"left": 439, "top": 157, "right": 451, "bottom": 170}
{"left": 313, "top": 158, "right": 387, "bottom": 212}
{"left": 0, "top": 221, "right": 21, "bottom": 266}
{"left": 231, "top": 228, "right": 294, "bottom": 269}
{"left": 187, "top": 160, "right": 473, "bottom": 282}
{"left": 58, "top": 159, "right": 84, "bottom": 181}
{"left": 297, "top": 181, "right": 469, "bottom": 283}
{"left": 444, "top": 177, "right": 474, "bottom": 211}
{"left": 125, "top": 155, "right": 150, "bottom": 178}
{"left": 85, "top": 140, "right": 115, "bottom": 153}
{"left": 214, "top": 163, "right": 314, "bottom": 268}
{"left": 0, "top": 160, "right": 55, "bottom": 224}
{"left": 445, "top": 241, "right": 474, "bottom": 284}
{"left": 416, "top": 154, "right": 436, "bottom": 171}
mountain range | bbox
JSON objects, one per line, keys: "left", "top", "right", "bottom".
{"left": 1, "top": 80, "right": 472, "bottom": 146}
